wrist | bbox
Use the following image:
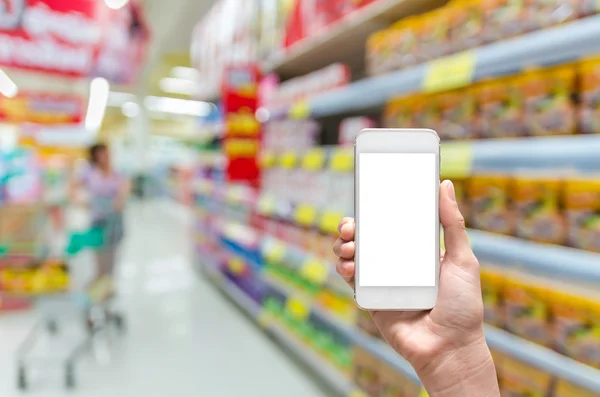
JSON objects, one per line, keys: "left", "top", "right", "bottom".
{"left": 416, "top": 336, "right": 500, "bottom": 397}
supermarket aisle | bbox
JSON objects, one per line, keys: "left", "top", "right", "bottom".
{"left": 0, "top": 200, "right": 329, "bottom": 397}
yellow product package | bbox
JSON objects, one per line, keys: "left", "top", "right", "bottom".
{"left": 499, "top": 355, "right": 552, "bottom": 396}
{"left": 503, "top": 272, "right": 552, "bottom": 347}
{"left": 439, "top": 88, "right": 478, "bottom": 140}
{"left": 479, "top": 76, "right": 524, "bottom": 138}
{"left": 580, "top": 56, "right": 600, "bottom": 134}
{"left": 447, "top": 0, "right": 485, "bottom": 53}
{"left": 352, "top": 346, "right": 381, "bottom": 397}
{"left": 511, "top": 175, "right": 566, "bottom": 244}
{"left": 389, "top": 17, "right": 420, "bottom": 70}
{"left": 412, "top": 93, "right": 443, "bottom": 139}
{"left": 550, "top": 287, "right": 600, "bottom": 368}
{"left": 466, "top": 174, "right": 515, "bottom": 235}
{"left": 366, "top": 30, "right": 388, "bottom": 76}
{"left": 480, "top": 266, "right": 505, "bottom": 327}
{"left": 563, "top": 177, "right": 600, "bottom": 253}
{"left": 384, "top": 96, "right": 414, "bottom": 129}
{"left": 417, "top": 8, "right": 450, "bottom": 62}
{"left": 482, "top": 0, "right": 528, "bottom": 43}
{"left": 555, "top": 379, "right": 598, "bottom": 397}
{"left": 522, "top": 66, "right": 576, "bottom": 137}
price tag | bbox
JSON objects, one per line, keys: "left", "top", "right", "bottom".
{"left": 264, "top": 241, "right": 286, "bottom": 264}
{"left": 300, "top": 258, "right": 329, "bottom": 285}
{"left": 423, "top": 51, "right": 477, "bottom": 93}
{"left": 330, "top": 148, "right": 353, "bottom": 172}
{"left": 294, "top": 204, "right": 317, "bottom": 227}
{"left": 419, "top": 388, "right": 429, "bottom": 397}
{"left": 279, "top": 151, "right": 298, "bottom": 169}
{"left": 285, "top": 296, "right": 311, "bottom": 321}
{"left": 227, "top": 257, "right": 246, "bottom": 275}
{"left": 302, "top": 149, "right": 326, "bottom": 171}
{"left": 441, "top": 142, "right": 474, "bottom": 178}
{"left": 289, "top": 101, "right": 310, "bottom": 120}
{"left": 257, "top": 195, "right": 276, "bottom": 215}
{"left": 320, "top": 211, "right": 344, "bottom": 235}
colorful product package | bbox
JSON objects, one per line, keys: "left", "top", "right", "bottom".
{"left": 384, "top": 96, "right": 415, "bottom": 129}
{"left": 522, "top": 66, "right": 576, "bottom": 137}
{"left": 439, "top": 88, "right": 479, "bottom": 140}
{"left": 580, "top": 56, "right": 600, "bottom": 134}
{"left": 339, "top": 117, "right": 376, "bottom": 146}
{"left": 417, "top": 8, "right": 450, "bottom": 62}
{"left": 555, "top": 379, "right": 598, "bottom": 397}
{"left": 478, "top": 77, "right": 524, "bottom": 138}
{"left": 503, "top": 272, "right": 552, "bottom": 347}
{"left": 447, "top": 0, "right": 485, "bottom": 53}
{"left": 563, "top": 177, "right": 600, "bottom": 253}
{"left": 526, "top": 0, "right": 579, "bottom": 31}
{"left": 466, "top": 174, "right": 514, "bottom": 235}
{"left": 499, "top": 355, "right": 552, "bottom": 397}
{"left": 353, "top": 346, "right": 381, "bottom": 396}
{"left": 511, "top": 174, "right": 566, "bottom": 244}
{"left": 379, "top": 361, "right": 422, "bottom": 397}
{"left": 366, "top": 30, "right": 392, "bottom": 76}
{"left": 480, "top": 266, "right": 505, "bottom": 327}
{"left": 389, "top": 17, "right": 419, "bottom": 70}
{"left": 482, "top": 0, "right": 529, "bottom": 43}
{"left": 550, "top": 286, "right": 600, "bottom": 368}
{"left": 412, "top": 94, "right": 442, "bottom": 137}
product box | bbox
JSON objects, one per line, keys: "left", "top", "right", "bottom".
{"left": 439, "top": 88, "right": 478, "bottom": 140}
{"left": 478, "top": 77, "right": 524, "bottom": 138}
{"left": 325, "top": 147, "right": 354, "bottom": 216}
{"left": 482, "top": 0, "right": 529, "bottom": 43}
{"left": 353, "top": 346, "right": 381, "bottom": 397}
{"left": 563, "top": 177, "right": 600, "bottom": 253}
{"left": 447, "top": 0, "right": 485, "bottom": 53}
{"left": 480, "top": 266, "right": 505, "bottom": 327}
{"left": 466, "top": 174, "right": 514, "bottom": 235}
{"left": 580, "top": 56, "right": 600, "bottom": 134}
{"left": 499, "top": 355, "right": 552, "bottom": 397}
{"left": 503, "top": 272, "right": 552, "bottom": 347}
{"left": 522, "top": 66, "right": 576, "bottom": 137}
{"left": 339, "top": 117, "right": 376, "bottom": 146}
{"left": 379, "top": 361, "right": 422, "bottom": 397}
{"left": 555, "top": 379, "right": 598, "bottom": 397}
{"left": 417, "top": 8, "right": 450, "bottom": 62}
{"left": 511, "top": 175, "right": 566, "bottom": 244}
{"left": 412, "top": 94, "right": 442, "bottom": 137}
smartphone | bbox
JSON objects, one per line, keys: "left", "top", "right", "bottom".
{"left": 354, "top": 129, "right": 440, "bottom": 310}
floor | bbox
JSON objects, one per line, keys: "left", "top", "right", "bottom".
{"left": 0, "top": 200, "right": 329, "bottom": 397}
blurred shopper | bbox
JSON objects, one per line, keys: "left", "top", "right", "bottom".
{"left": 333, "top": 180, "right": 500, "bottom": 397}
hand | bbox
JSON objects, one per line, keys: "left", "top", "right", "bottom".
{"left": 333, "top": 180, "right": 499, "bottom": 397}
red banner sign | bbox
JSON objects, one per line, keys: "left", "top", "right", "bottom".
{"left": 0, "top": 92, "right": 83, "bottom": 124}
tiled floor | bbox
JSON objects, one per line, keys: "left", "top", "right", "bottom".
{"left": 0, "top": 200, "right": 329, "bottom": 397}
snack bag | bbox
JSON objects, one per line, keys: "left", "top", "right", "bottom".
{"left": 580, "top": 57, "right": 600, "bottom": 134}
{"left": 480, "top": 266, "right": 505, "bottom": 327}
{"left": 563, "top": 177, "right": 600, "bottom": 253}
{"left": 466, "top": 174, "right": 514, "bottom": 235}
{"left": 413, "top": 93, "right": 443, "bottom": 139}
{"left": 511, "top": 175, "right": 566, "bottom": 244}
{"left": 503, "top": 273, "right": 552, "bottom": 346}
{"left": 499, "top": 355, "right": 552, "bottom": 397}
{"left": 479, "top": 76, "right": 524, "bottom": 138}
{"left": 389, "top": 17, "right": 420, "bottom": 70}
{"left": 482, "top": 0, "right": 528, "bottom": 43}
{"left": 526, "top": 0, "right": 579, "bottom": 31}
{"left": 447, "top": 0, "right": 485, "bottom": 53}
{"left": 555, "top": 379, "right": 598, "bottom": 397}
{"left": 352, "top": 346, "right": 381, "bottom": 396}
{"left": 522, "top": 66, "right": 576, "bottom": 137}
{"left": 439, "top": 88, "right": 478, "bottom": 140}
{"left": 366, "top": 30, "right": 388, "bottom": 76}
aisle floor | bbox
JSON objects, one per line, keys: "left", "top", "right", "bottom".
{"left": 0, "top": 200, "right": 330, "bottom": 397}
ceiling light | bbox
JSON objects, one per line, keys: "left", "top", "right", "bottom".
{"left": 171, "top": 66, "right": 201, "bottom": 81}
{"left": 104, "top": 0, "right": 129, "bottom": 10}
{"left": 144, "top": 96, "right": 212, "bottom": 117}
{"left": 85, "top": 77, "right": 110, "bottom": 132}
{"left": 0, "top": 69, "right": 18, "bottom": 98}
{"left": 159, "top": 77, "right": 199, "bottom": 96}
{"left": 121, "top": 101, "right": 140, "bottom": 118}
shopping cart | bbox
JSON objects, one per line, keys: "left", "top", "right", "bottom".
{"left": 6, "top": 201, "right": 126, "bottom": 390}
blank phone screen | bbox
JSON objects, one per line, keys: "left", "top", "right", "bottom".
{"left": 358, "top": 153, "right": 436, "bottom": 287}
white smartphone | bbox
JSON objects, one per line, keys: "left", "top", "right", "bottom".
{"left": 354, "top": 128, "right": 440, "bottom": 310}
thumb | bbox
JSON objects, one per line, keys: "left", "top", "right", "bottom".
{"left": 439, "top": 180, "right": 476, "bottom": 268}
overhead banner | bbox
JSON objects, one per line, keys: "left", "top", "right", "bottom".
{"left": 0, "top": 92, "right": 84, "bottom": 125}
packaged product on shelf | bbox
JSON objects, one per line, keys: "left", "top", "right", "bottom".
{"left": 503, "top": 272, "right": 552, "bottom": 347}
{"left": 522, "top": 66, "right": 576, "bottom": 137}
{"left": 326, "top": 147, "right": 354, "bottom": 217}
{"left": 526, "top": 0, "right": 579, "bottom": 31}
{"left": 384, "top": 96, "right": 414, "bottom": 129}
{"left": 555, "top": 379, "right": 598, "bottom": 397}
{"left": 299, "top": 148, "right": 329, "bottom": 207}
{"left": 580, "top": 56, "right": 600, "bottom": 135}
{"left": 447, "top": 0, "right": 485, "bottom": 53}
{"left": 479, "top": 77, "right": 524, "bottom": 138}
{"left": 279, "top": 151, "right": 299, "bottom": 204}
{"left": 379, "top": 361, "right": 422, "bottom": 397}
{"left": 499, "top": 355, "right": 552, "bottom": 396}
{"left": 366, "top": 31, "right": 388, "bottom": 76}
{"left": 439, "top": 88, "right": 479, "bottom": 140}
{"left": 339, "top": 117, "right": 376, "bottom": 146}
{"left": 482, "top": 0, "right": 529, "bottom": 43}
{"left": 388, "top": 17, "right": 419, "bottom": 70}
{"left": 480, "top": 266, "right": 505, "bottom": 327}
{"left": 417, "top": 8, "right": 450, "bottom": 62}
{"left": 412, "top": 94, "right": 442, "bottom": 136}
{"left": 563, "top": 177, "right": 600, "bottom": 253}
{"left": 466, "top": 174, "right": 514, "bottom": 235}
{"left": 353, "top": 346, "right": 381, "bottom": 396}
{"left": 549, "top": 286, "right": 600, "bottom": 368}
{"left": 511, "top": 175, "right": 566, "bottom": 244}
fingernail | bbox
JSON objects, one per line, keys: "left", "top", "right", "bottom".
{"left": 338, "top": 220, "right": 346, "bottom": 233}
{"left": 447, "top": 180, "right": 456, "bottom": 202}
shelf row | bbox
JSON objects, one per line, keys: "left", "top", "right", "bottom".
{"left": 268, "top": 14, "right": 600, "bottom": 119}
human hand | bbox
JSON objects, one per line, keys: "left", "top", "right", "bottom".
{"left": 333, "top": 180, "right": 499, "bottom": 397}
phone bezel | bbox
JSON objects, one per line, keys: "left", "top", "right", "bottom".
{"left": 354, "top": 128, "right": 440, "bottom": 310}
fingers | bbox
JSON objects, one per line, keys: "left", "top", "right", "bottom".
{"left": 338, "top": 217, "right": 355, "bottom": 241}
{"left": 333, "top": 239, "right": 355, "bottom": 259}
{"left": 335, "top": 218, "right": 356, "bottom": 288}
{"left": 335, "top": 258, "right": 355, "bottom": 288}
{"left": 439, "top": 180, "right": 478, "bottom": 269}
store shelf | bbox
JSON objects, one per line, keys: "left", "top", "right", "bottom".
{"left": 470, "top": 229, "right": 600, "bottom": 284}
{"left": 269, "top": 14, "right": 600, "bottom": 118}
{"left": 202, "top": 261, "right": 363, "bottom": 397}
{"left": 485, "top": 326, "right": 600, "bottom": 393}
{"left": 262, "top": 0, "right": 445, "bottom": 78}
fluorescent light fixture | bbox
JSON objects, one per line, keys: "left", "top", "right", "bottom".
{"left": 0, "top": 69, "right": 18, "bottom": 98}
{"left": 171, "top": 66, "right": 201, "bottom": 81}
{"left": 159, "top": 77, "right": 199, "bottom": 96}
{"left": 85, "top": 77, "right": 110, "bottom": 131}
{"left": 104, "top": 0, "right": 129, "bottom": 10}
{"left": 121, "top": 101, "right": 140, "bottom": 118}
{"left": 144, "top": 96, "right": 212, "bottom": 117}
